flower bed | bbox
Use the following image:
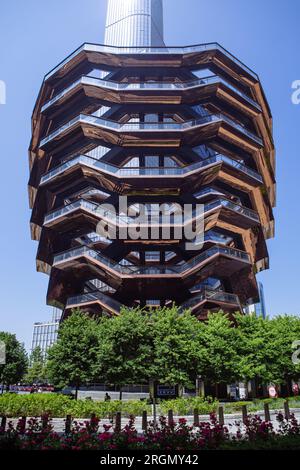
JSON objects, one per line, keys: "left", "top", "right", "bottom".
{"left": 1, "top": 413, "right": 300, "bottom": 450}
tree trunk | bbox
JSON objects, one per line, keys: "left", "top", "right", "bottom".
{"left": 74, "top": 385, "right": 79, "bottom": 400}
{"left": 286, "top": 378, "right": 292, "bottom": 397}
{"left": 251, "top": 379, "right": 257, "bottom": 399}
{"left": 119, "top": 387, "right": 123, "bottom": 401}
{"left": 196, "top": 379, "right": 205, "bottom": 398}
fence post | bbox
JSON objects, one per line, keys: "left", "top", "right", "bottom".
{"left": 115, "top": 412, "right": 121, "bottom": 433}
{"left": 152, "top": 401, "right": 157, "bottom": 424}
{"left": 41, "top": 414, "right": 49, "bottom": 431}
{"left": 194, "top": 408, "right": 199, "bottom": 427}
{"left": 264, "top": 403, "right": 271, "bottom": 422}
{"left": 142, "top": 411, "right": 147, "bottom": 431}
{"left": 90, "top": 413, "right": 96, "bottom": 431}
{"left": 218, "top": 406, "right": 225, "bottom": 426}
{"left": 65, "top": 415, "right": 72, "bottom": 434}
{"left": 19, "top": 416, "right": 26, "bottom": 434}
{"left": 168, "top": 409, "right": 174, "bottom": 426}
{"left": 0, "top": 416, "right": 6, "bottom": 432}
{"left": 242, "top": 405, "right": 248, "bottom": 425}
{"left": 284, "top": 400, "right": 291, "bottom": 420}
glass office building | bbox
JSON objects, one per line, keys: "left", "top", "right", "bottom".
{"left": 105, "top": 0, "right": 165, "bottom": 47}
{"left": 244, "top": 282, "right": 267, "bottom": 319}
{"left": 31, "top": 309, "right": 61, "bottom": 358}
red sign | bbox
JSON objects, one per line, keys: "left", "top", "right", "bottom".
{"left": 268, "top": 386, "right": 277, "bottom": 398}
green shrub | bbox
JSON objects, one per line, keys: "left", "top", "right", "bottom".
{"left": 1, "top": 393, "right": 299, "bottom": 419}
{"left": 68, "top": 399, "right": 151, "bottom": 418}
{"left": 159, "top": 397, "right": 219, "bottom": 415}
{"left": 0, "top": 394, "right": 151, "bottom": 418}
{"left": 224, "top": 397, "right": 300, "bottom": 414}
{"left": 0, "top": 394, "right": 71, "bottom": 418}
{"left": 225, "top": 401, "right": 257, "bottom": 413}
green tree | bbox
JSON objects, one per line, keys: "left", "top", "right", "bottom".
{"left": 0, "top": 332, "right": 28, "bottom": 391}
{"left": 46, "top": 310, "right": 99, "bottom": 399}
{"left": 266, "top": 315, "right": 300, "bottom": 391}
{"left": 235, "top": 314, "right": 300, "bottom": 396}
{"left": 96, "top": 308, "right": 155, "bottom": 398}
{"left": 197, "top": 312, "right": 240, "bottom": 395}
{"left": 234, "top": 314, "right": 275, "bottom": 396}
{"left": 25, "top": 346, "right": 47, "bottom": 384}
{"left": 96, "top": 306, "right": 206, "bottom": 396}
{"left": 151, "top": 306, "right": 206, "bottom": 388}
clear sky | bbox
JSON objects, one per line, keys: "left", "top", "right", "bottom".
{"left": 0, "top": 0, "right": 299, "bottom": 350}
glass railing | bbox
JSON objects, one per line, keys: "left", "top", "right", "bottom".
{"left": 205, "top": 198, "right": 260, "bottom": 222}
{"left": 44, "top": 195, "right": 259, "bottom": 227}
{"left": 40, "top": 155, "right": 105, "bottom": 183}
{"left": 40, "top": 115, "right": 82, "bottom": 146}
{"left": 41, "top": 152, "right": 262, "bottom": 185}
{"left": 66, "top": 290, "right": 122, "bottom": 313}
{"left": 83, "top": 232, "right": 112, "bottom": 244}
{"left": 194, "top": 187, "right": 224, "bottom": 199}
{"left": 45, "top": 43, "right": 258, "bottom": 82}
{"left": 41, "top": 74, "right": 260, "bottom": 112}
{"left": 53, "top": 244, "right": 250, "bottom": 276}
{"left": 204, "top": 231, "right": 233, "bottom": 245}
{"left": 40, "top": 113, "right": 263, "bottom": 148}
{"left": 180, "top": 289, "right": 241, "bottom": 310}
{"left": 44, "top": 199, "right": 85, "bottom": 224}
{"left": 220, "top": 114, "right": 262, "bottom": 145}
{"left": 84, "top": 229, "right": 231, "bottom": 250}
{"left": 213, "top": 154, "right": 262, "bottom": 181}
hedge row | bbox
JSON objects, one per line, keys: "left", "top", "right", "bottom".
{"left": 0, "top": 394, "right": 151, "bottom": 418}
{"left": 1, "top": 394, "right": 300, "bottom": 418}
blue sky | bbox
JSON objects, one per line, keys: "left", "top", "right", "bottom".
{"left": 0, "top": 0, "right": 299, "bottom": 350}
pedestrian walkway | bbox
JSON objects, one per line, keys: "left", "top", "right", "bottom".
{"left": 8, "top": 408, "right": 300, "bottom": 435}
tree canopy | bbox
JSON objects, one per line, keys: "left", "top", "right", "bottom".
{"left": 95, "top": 306, "right": 208, "bottom": 389}
{"left": 151, "top": 306, "right": 206, "bottom": 387}
{"left": 96, "top": 308, "right": 155, "bottom": 387}
{"left": 24, "top": 346, "right": 47, "bottom": 385}
{"left": 46, "top": 310, "right": 100, "bottom": 398}
{"left": 197, "top": 313, "right": 241, "bottom": 385}
{"left": 0, "top": 332, "right": 28, "bottom": 388}
{"left": 235, "top": 314, "right": 300, "bottom": 387}
{"left": 43, "top": 307, "right": 300, "bottom": 395}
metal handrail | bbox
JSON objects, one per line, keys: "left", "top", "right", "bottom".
{"left": 45, "top": 42, "right": 259, "bottom": 82}
{"left": 40, "top": 152, "right": 262, "bottom": 185}
{"left": 53, "top": 244, "right": 250, "bottom": 276}
{"left": 66, "top": 290, "right": 122, "bottom": 313}
{"left": 180, "top": 288, "right": 241, "bottom": 310}
{"left": 42, "top": 74, "right": 260, "bottom": 112}
{"left": 44, "top": 196, "right": 260, "bottom": 226}
{"left": 40, "top": 112, "right": 263, "bottom": 148}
